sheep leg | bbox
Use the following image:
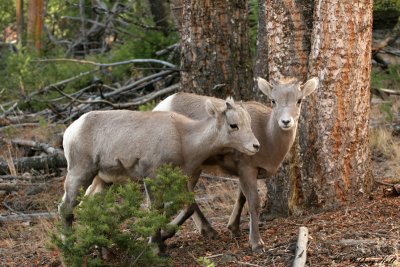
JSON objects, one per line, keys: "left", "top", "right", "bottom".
{"left": 161, "top": 171, "right": 217, "bottom": 240}
{"left": 189, "top": 171, "right": 218, "bottom": 238}
{"left": 58, "top": 168, "right": 97, "bottom": 229}
{"left": 84, "top": 176, "right": 106, "bottom": 196}
{"left": 237, "top": 166, "right": 264, "bottom": 252}
{"left": 145, "top": 177, "right": 175, "bottom": 253}
{"left": 227, "top": 188, "right": 246, "bottom": 236}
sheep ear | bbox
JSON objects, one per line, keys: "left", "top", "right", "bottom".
{"left": 225, "top": 96, "right": 235, "bottom": 110}
{"left": 301, "top": 77, "right": 319, "bottom": 97}
{"left": 205, "top": 99, "right": 219, "bottom": 117}
{"left": 257, "top": 77, "right": 273, "bottom": 98}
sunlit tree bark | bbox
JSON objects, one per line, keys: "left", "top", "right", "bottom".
{"left": 257, "top": 0, "right": 373, "bottom": 217}
{"left": 27, "top": 0, "right": 44, "bottom": 52}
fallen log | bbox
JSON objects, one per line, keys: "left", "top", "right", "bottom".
{"left": 0, "top": 212, "right": 57, "bottom": 222}
{"left": 0, "top": 153, "right": 66, "bottom": 175}
{"left": 293, "top": 226, "right": 309, "bottom": 267}
{"left": 0, "top": 174, "right": 57, "bottom": 181}
{"left": 3, "top": 138, "right": 63, "bottom": 155}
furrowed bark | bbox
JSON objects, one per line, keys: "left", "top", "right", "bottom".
{"left": 300, "top": 0, "right": 373, "bottom": 208}
{"left": 261, "top": 0, "right": 314, "bottom": 217}
{"left": 261, "top": 0, "right": 373, "bottom": 217}
{"left": 180, "top": 0, "right": 253, "bottom": 100}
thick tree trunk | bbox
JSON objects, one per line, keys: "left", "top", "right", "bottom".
{"left": 27, "top": 0, "right": 44, "bottom": 52}
{"left": 300, "top": 0, "right": 373, "bottom": 208}
{"left": 260, "top": 0, "right": 314, "bottom": 217}
{"left": 260, "top": 0, "right": 373, "bottom": 217}
{"left": 180, "top": 0, "right": 253, "bottom": 100}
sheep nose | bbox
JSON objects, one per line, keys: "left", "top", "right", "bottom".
{"left": 253, "top": 144, "right": 260, "bottom": 151}
{"left": 281, "top": 119, "right": 291, "bottom": 126}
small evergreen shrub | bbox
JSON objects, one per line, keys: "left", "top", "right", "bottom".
{"left": 51, "top": 164, "right": 194, "bottom": 267}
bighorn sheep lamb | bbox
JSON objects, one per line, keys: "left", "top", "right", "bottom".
{"left": 58, "top": 98, "right": 260, "bottom": 251}
{"left": 153, "top": 76, "right": 318, "bottom": 252}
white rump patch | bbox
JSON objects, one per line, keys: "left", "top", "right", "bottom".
{"left": 63, "top": 113, "right": 87, "bottom": 155}
{"left": 153, "top": 93, "right": 176, "bottom": 111}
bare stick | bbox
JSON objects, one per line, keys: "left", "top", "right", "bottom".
{"left": 55, "top": 83, "right": 180, "bottom": 109}
{"left": 0, "top": 212, "right": 57, "bottom": 222}
{"left": 0, "top": 174, "right": 56, "bottom": 181}
{"left": 4, "top": 138, "right": 63, "bottom": 155}
{"left": 372, "top": 87, "right": 400, "bottom": 96}
{"left": 34, "top": 58, "right": 177, "bottom": 69}
{"left": 104, "top": 70, "right": 176, "bottom": 98}
{"left": 236, "top": 261, "right": 264, "bottom": 267}
{"left": 293, "top": 226, "right": 309, "bottom": 267}
{"left": 201, "top": 173, "right": 238, "bottom": 182}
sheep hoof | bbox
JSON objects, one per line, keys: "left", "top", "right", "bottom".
{"left": 251, "top": 240, "right": 265, "bottom": 254}
{"left": 200, "top": 227, "right": 219, "bottom": 239}
{"left": 227, "top": 224, "right": 241, "bottom": 237}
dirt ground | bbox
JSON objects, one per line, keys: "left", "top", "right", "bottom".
{"left": 0, "top": 97, "right": 399, "bottom": 267}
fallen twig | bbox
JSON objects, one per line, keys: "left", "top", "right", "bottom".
{"left": 34, "top": 58, "right": 178, "bottom": 69}
{"left": 293, "top": 226, "right": 309, "bottom": 267}
{"left": 372, "top": 87, "right": 400, "bottom": 96}
{"left": 236, "top": 261, "right": 264, "bottom": 267}
{"left": 201, "top": 173, "right": 238, "bottom": 182}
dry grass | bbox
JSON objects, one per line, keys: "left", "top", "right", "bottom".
{"left": 0, "top": 218, "right": 60, "bottom": 266}
{"left": 370, "top": 95, "right": 400, "bottom": 179}
{"left": 370, "top": 127, "right": 400, "bottom": 161}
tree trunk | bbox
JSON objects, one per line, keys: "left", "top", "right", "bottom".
{"left": 259, "top": 0, "right": 314, "bottom": 217}
{"left": 27, "top": 0, "right": 44, "bottom": 52}
{"left": 300, "top": 0, "right": 373, "bottom": 208}
{"left": 170, "top": 0, "right": 183, "bottom": 31}
{"left": 260, "top": 0, "right": 373, "bottom": 217}
{"left": 180, "top": 0, "right": 253, "bottom": 100}
{"left": 16, "top": 0, "right": 24, "bottom": 44}
{"left": 149, "top": 0, "right": 173, "bottom": 36}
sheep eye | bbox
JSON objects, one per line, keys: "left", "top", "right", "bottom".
{"left": 271, "top": 99, "right": 276, "bottom": 105}
{"left": 230, "top": 124, "right": 239, "bottom": 130}
{"left": 297, "top": 99, "right": 302, "bottom": 105}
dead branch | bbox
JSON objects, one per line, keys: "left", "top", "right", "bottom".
{"left": 372, "top": 87, "right": 400, "bottom": 96}
{"left": 34, "top": 58, "right": 178, "bottom": 69}
{"left": 0, "top": 153, "right": 66, "bottom": 175}
{"left": 0, "top": 174, "right": 57, "bottom": 181}
{"left": 112, "top": 83, "right": 180, "bottom": 108}
{"left": 0, "top": 183, "right": 19, "bottom": 193}
{"left": 4, "top": 138, "right": 63, "bottom": 155}
{"left": 0, "top": 102, "right": 18, "bottom": 117}
{"left": 55, "top": 83, "right": 179, "bottom": 109}
{"left": 0, "top": 212, "right": 57, "bottom": 222}
{"left": 235, "top": 262, "right": 264, "bottom": 267}
{"left": 372, "top": 18, "right": 400, "bottom": 53}
{"left": 293, "top": 226, "right": 309, "bottom": 267}
{"left": 0, "top": 123, "right": 42, "bottom": 132}
{"left": 201, "top": 173, "right": 238, "bottom": 182}
{"left": 104, "top": 69, "right": 176, "bottom": 98}
{"left": 34, "top": 69, "right": 99, "bottom": 96}
{"left": 0, "top": 182, "right": 47, "bottom": 193}
{"left": 156, "top": 43, "right": 179, "bottom": 56}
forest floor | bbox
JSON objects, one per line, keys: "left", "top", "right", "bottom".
{"left": 0, "top": 95, "right": 399, "bottom": 267}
